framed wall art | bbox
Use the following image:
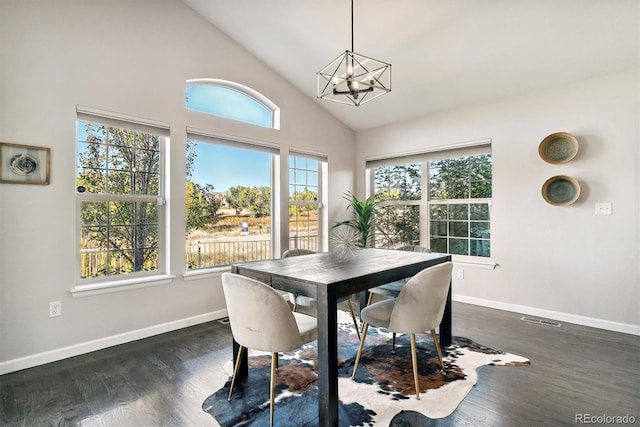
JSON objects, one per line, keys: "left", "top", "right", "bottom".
{"left": 0, "top": 142, "right": 50, "bottom": 185}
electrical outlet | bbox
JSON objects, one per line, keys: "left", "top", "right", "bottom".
{"left": 457, "top": 269, "right": 464, "bottom": 279}
{"left": 595, "top": 202, "right": 612, "bottom": 215}
{"left": 49, "top": 301, "right": 62, "bottom": 318}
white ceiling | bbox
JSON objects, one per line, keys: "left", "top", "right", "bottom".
{"left": 182, "top": 0, "right": 639, "bottom": 132}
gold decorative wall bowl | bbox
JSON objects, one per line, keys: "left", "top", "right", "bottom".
{"left": 538, "top": 132, "right": 579, "bottom": 164}
{"left": 542, "top": 175, "right": 581, "bottom": 206}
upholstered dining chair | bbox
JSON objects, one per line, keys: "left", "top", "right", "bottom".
{"left": 282, "top": 248, "right": 317, "bottom": 311}
{"left": 221, "top": 272, "right": 318, "bottom": 427}
{"left": 365, "top": 245, "right": 432, "bottom": 306}
{"left": 351, "top": 262, "right": 453, "bottom": 400}
{"left": 282, "top": 248, "right": 361, "bottom": 340}
{"left": 364, "top": 245, "right": 432, "bottom": 352}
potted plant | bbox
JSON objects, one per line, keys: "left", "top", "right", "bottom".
{"left": 332, "top": 191, "right": 376, "bottom": 248}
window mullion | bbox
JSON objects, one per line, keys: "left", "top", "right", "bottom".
{"left": 421, "top": 161, "right": 429, "bottom": 248}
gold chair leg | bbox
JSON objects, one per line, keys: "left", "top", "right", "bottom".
{"left": 352, "top": 323, "right": 369, "bottom": 379}
{"left": 431, "top": 329, "right": 446, "bottom": 373}
{"left": 228, "top": 345, "right": 245, "bottom": 400}
{"left": 270, "top": 352, "right": 278, "bottom": 427}
{"left": 292, "top": 303, "right": 298, "bottom": 312}
{"left": 347, "top": 300, "right": 361, "bottom": 340}
{"left": 410, "top": 334, "right": 420, "bottom": 400}
{"left": 361, "top": 294, "right": 374, "bottom": 335}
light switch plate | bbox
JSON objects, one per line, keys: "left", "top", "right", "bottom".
{"left": 595, "top": 202, "right": 612, "bottom": 215}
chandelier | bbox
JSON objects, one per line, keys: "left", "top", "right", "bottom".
{"left": 317, "top": 0, "right": 391, "bottom": 106}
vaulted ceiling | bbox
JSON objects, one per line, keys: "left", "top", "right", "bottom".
{"left": 182, "top": 0, "right": 639, "bottom": 132}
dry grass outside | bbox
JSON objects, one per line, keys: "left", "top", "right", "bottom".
{"left": 187, "top": 209, "right": 319, "bottom": 241}
{"left": 185, "top": 210, "right": 320, "bottom": 269}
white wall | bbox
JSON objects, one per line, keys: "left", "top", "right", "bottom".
{"left": 355, "top": 70, "right": 640, "bottom": 333}
{"left": 0, "top": 0, "right": 354, "bottom": 372}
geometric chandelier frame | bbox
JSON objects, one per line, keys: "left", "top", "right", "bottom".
{"left": 317, "top": 0, "right": 391, "bottom": 106}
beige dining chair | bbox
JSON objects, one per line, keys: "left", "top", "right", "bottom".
{"left": 282, "top": 248, "right": 361, "bottom": 339}
{"left": 365, "top": 245, "right": 432, "bottom": 352}
{"left": 221, "top": 272, "right": 318, "bottom": 427}
{"left": 351, "top": 262, "right": 453, "bottom": 400}
{"left": 365, "top": 245, "right": 432, "bottom": 306}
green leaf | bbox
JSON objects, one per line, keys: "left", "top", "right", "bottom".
{"left": 333, "top": 191, "right": 377, "bottom": 247}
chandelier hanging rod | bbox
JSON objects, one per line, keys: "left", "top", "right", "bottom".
{"left": 350, "top": 0, "right": 354, "bottom": 53}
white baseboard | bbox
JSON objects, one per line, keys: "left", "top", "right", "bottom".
{"left": 0, "top": 309, "right": 229, "bottom": 375}
{"left": 454, "top": 294, "right": 640, "bottom": 336}
{"left": 4, "top": 296, "right": 638, "bottom": 376}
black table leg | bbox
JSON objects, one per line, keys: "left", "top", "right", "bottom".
{"left": 357, "top": 290, "right": 368, "bottom": 311}
{"left": 316, "top": 286, "right": 339, "bottom": 427}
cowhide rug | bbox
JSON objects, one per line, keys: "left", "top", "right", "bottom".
{"left": 203, "top": 311, "right": 529, "bottom": 426}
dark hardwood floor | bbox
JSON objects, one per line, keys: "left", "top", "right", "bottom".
{"left": 1, "top": 302, "right": 638, "bottom": 426}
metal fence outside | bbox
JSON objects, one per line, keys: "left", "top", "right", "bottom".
{"left": 81, "top": 235, "right": 320, "bottom": 277}
{"left": 186, "top": 234, "right": 318, "bottom": 270}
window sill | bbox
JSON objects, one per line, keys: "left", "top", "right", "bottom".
{"left": 71, "top": 274, "right": 175, "bottom": 297}
{"left": 451, "top": 257, "right": 498, "bottom": 269}
{"left": 183, "top": 266, "right": 230, "bottom": 281}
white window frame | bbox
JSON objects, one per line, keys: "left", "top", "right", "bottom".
{"left": 367, "top": 140, "right": 494, "bottom": 266}
{"left": 184, "top": 129, "right": 280, "bottom": 273}
{"left": 72, "top": 107, "right": 172, "bottom": 297}
{"left": 186, "top": 78, "right": 281, "bottom": 130}
{"left": 288, "top": 151, "right": 327, "bottom": 253}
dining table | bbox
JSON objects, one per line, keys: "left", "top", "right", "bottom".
{"left": 230, "top": 247, "right": 452, "bottom": 427}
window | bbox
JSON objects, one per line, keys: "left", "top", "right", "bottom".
{"left": 369, "top": 145, "right": 492, "bottom": 259}
{"left": 184, "top": 79, "right": 283, "bottom": 269}
{"left": 185, "top": 134, "right": 275, "bottom": 269}
{"left": 288, "top": 154, "right": 325, "bottom": 251}
{"left": 76, "top": 112, "right": 168, "bottom": 282}
{"left": 373, "top": 163, "right": 422, "bottom": 248}
{"left": 428, "top": 155, "right": 492, "bottom": 257}
{"left": 186, "top": 79, "right": 280, "bottom": 129}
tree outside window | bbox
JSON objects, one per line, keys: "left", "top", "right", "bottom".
{"left": 288, "top": 155, "right": 322, "bottom": 251}
{"left": 76, "top": 121, "right": 165, "bottom": 279}
{"left": 184, "top": 139, "right": 272, "bottom": 269}
{"left": 428, "top": 154, "right": 492, "bottom": 257}
{"left": 373, "top": 163, "right": 421, "bottom": 248}
{"left": 371, "top": 153, "right": 492, "bottom": 258}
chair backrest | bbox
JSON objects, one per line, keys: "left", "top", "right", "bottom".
{"left": 282, "top": 248, "right": 316, "bottom": 258}
{"left": 397, "top": 245, "right": 431, "bottom": 253}
{"left": 221, "top": 273, "right": 305, "bottom": 352}
{"left": 397, "top": 246, "right": 431, "bottom": 283}
{"left": 388, "top": 262, "right": 453, "bottom": 334}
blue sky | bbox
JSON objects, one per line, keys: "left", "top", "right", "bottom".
{"left": 187, "top": 85, "right": 272, "bottom": 129}
{"left": 186, "top": 84, "right": 273, "bottom": 191}
{"left": 190, "top": 143, "right": 270, "bottom": 191}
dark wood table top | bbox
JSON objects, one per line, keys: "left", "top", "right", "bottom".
{"left": 232, "top": 247, "right": 451, "bottom": 298}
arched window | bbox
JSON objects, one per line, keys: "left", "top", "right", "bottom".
{"left": 186, "top": 79, "right": 280, "bottom": 130}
